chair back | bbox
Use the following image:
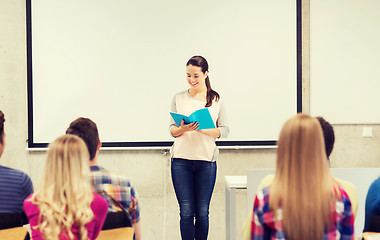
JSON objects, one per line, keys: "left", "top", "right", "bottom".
{"left": 0, "top": 212, "right": 27, "bottom": 230}
{"left": 0, "top": 227, "right": 29, "bottom": 240}
{"left": 368, "top": 215, "right": 380, "bottom": 232}
{"left": 102, "top": 211, "right": 132, "bottom": 230}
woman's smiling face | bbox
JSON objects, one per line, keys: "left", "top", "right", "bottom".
{"left": 186, "top": 64, "right": 207, "bottom": 90}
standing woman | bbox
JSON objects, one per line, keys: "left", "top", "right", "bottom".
{"left": 251, "top": 114, "right": 354, "bottom": 240}
{"left": 24, "top": 135, "right": 108, "bottom": 240}
{"left": 170, "top": 55, "right": 229, "bottom": 240}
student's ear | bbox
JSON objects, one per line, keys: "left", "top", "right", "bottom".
{"left": 0, "top": 134, "right": 5, "bottom": 158}
{"left": 0, "top": 142, "right": 4, "bottom": 159}
{"left": 97, "top": 140, "right": 102, "bottom": 152}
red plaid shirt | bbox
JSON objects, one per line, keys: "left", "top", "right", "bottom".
{"left": 251, "top": 185, "right": 355, "bottom": 240}
{"left": 90, "top": 166, "right": 140, "bottom": 223}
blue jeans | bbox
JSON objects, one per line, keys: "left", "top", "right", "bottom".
{"left": 171, "top": 158, "right": 217, "bottom": 240}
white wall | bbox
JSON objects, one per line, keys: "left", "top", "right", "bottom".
{"left": 310, "top": 0, "right": 380, "bottom": 124}
{"left": 1, "top": 0, "right": 380, "bottom": 239}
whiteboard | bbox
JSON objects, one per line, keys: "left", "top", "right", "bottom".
{"left": 310, "top": 0, "right": 380, "bottom": 124}
{"left": 27, "top": 0, "right": 298, "bottom": 148}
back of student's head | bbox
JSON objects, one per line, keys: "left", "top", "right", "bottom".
{"left": 0, "top": 110, "right": 5, "bottom": 144}
{"left": 33, "top": 134, "right": 94, "bottom": 240}
{"left": 276, "top": 114, "right": 328, "bottom": 173}
{"left": 66, "top": 117, "right": 99, "bottom": 160}
{"left": 316, "top": 116, "right": 335, "bottom": 158}
{"left": 270, "top": 113, "right": 335, "bottom": 240}
{"left": 44, "top": 134, "right": 90, "bottom": 188}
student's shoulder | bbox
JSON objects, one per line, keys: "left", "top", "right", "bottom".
{"left": 94, "top": 166, "right": 133, "bottom": 186}
{"left": 93, "top": 192, "right": 108, "bottom": 204}
{"left": 253, "top": 186, "right": 271, "bottom": 213}
{"left": 23, "top": 194, "right": 34, "bottom": 205}
{"left": 364, "top": 177, "right": 380, "bottom": 198}
{"left": 0, "top": 165, "right": 31, "bottom": 181}
{"left": 335, "top": 178, "right": 356, "bottom": 192}
{"left": 106, "top": 169, "right": 131, "bottom": 184}
{"left": 0, "top": 165, "right": 22, "bottom": 174}
{"left": 23, "top": 194, "right": 38, "bottom": 214}
{"left": 334, "top": 181, "right": 354, "bottom": 204}
{"left": 368, "top": 177, "right": 380, "bottom": 189}
{"left": 92, "top": 192, "right": 109, "bottom": 213}
{"left": 257, "top": 174, "right": 275, "bottom": 191}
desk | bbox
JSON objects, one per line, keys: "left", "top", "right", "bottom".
{"left": 225, "top": 175, "right": 247, "bottom": 240}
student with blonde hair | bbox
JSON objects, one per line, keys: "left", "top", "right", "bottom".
{"left": 250, "top": 114, "right": 354, "bottom": 240}
{"left": 23, "top": 135, "right": 108, "bottom": 240}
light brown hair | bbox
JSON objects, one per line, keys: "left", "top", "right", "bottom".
{"left": 269, "top": 113, "right": 339, "bottom": 240}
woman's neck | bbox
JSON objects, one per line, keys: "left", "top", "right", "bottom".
{"left": 188, "top": 87, "right": 207, "bottom": 100}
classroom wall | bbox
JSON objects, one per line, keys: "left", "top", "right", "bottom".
{"left": 1, "top": 0, "right": 379, "bottom": 239}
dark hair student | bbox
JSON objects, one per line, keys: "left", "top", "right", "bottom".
{"left": 66, "top": 117, "right": 99, "bottom": 160}
{"left": 316, "top": 116, "right": 335, "bottom": 158}
{"left": 169, "top": 55, "right": 229, "bottom": 240}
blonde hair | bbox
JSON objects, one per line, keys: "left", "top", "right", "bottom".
{"left": 269, "top": 113, "right": 339, "bottom": 240}
{"left": 30, "top": 135, "right": 94, "bottom": 240}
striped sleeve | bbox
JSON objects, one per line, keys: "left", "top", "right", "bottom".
{"left": 0, "top": 166, "right": 34, "bottom": 213}
{"left": 21, "top": 172, "right": 34, "bottom": 200}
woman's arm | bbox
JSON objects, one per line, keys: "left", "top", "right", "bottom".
{"left": 216, "top": 100, "right": 229, "bottom": 138}
{"left": 170, "top": 120, "right": 199, "bottom": 137}
{"left": 197, "top": 128, "right": 221, "bottom": 138}
{"left": 198, "top": 100, "right": 229, "bottom": 138}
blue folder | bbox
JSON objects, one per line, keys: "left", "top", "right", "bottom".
{"left": 170, "top": 108, "right": 216, "bottom": 130}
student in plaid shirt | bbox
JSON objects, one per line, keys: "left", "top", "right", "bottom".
{"left": 66, "top": 117, "right": 141, "bottom": 240}
{"left": 251, "top": 114, "right": 354, "bottom": 240}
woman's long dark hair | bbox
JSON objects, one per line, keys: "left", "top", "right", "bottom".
{"left": 186, "top": 56, "right": 220, "bottom": 107}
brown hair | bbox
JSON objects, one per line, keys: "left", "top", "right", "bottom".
{"left": 316, "top": 116, "right": 335, "bottom": 158}
{"left": 0, "top": 110, "right": 5, "bottom": 144}
{"left": 186, "top": 56, "right": 220, "bottom": 107}
{"left": 66, "top": 117, "right": 99, "bottom": 160}
{"left": 269, "top": 114, "right": 338, "bottom": 240}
